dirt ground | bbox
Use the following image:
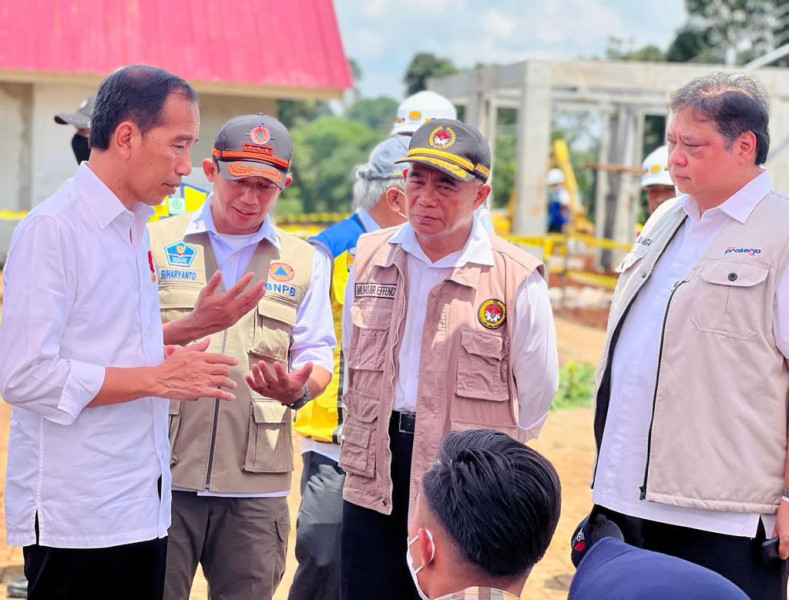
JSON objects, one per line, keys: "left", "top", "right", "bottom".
{"left": 0, "top": 316, "right": 606, "bottom": 600}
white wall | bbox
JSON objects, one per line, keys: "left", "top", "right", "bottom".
{"left": 31, "top": 84, "right": 96, "bottom": 207}
{"left": 0, "top": 82, "right": 32, "bottom": 211}
{"left": 192, "top": 94, "right": 278, "bottom": 168}
{"left": 28, "top": 86, "right": 278, "bottom": 208}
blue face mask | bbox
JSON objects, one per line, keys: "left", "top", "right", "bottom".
{"left": 406, "top": 530, "right": 435, "bottom": 600}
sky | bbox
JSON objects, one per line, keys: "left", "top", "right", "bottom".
{"left": 334, "top": 0, "right": 688, "bottom": 99}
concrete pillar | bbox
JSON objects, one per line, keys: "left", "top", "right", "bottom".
{"left": 513, "top": 62, "right": 552, "bottom": 235}
{"left": 485, "top": 98, "right": 498, "bottom": 208}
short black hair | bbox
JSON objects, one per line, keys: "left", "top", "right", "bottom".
{"left": 90, "top": 65, "right": 198, "bottom": 151}
{"left": 421, "top": 430, "right": 561, "bottom": 578}
{"left": 671, "top": 73, "right": 770, "bottom": 165}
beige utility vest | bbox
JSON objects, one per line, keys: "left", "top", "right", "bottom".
{"left": 594, "top": 192, "right": 789, "bottom": 514}
{"left": 149, "top": 214, "right": 314, "bottom": 494}
{"left": 340, "top": 228, "right": 543, "bottom": 515}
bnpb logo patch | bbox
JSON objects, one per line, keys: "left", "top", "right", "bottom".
{"left": 165, "top": 241, "right": 197, "bottom": 268}
{"left": 269, "top": 261, "right": 295, "bottom": 282}
{"left": 250, "top": 125, "right": 271, "bottom": 145}
{"left": 478, "top": 299, "right": 506, "bottom": 330}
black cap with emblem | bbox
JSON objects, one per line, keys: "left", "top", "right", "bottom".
{"left": 212, "top": 114, "right": 292, "bottom": 189}
{"left": 395, "top": 118, "right": 491, "bottom": 183}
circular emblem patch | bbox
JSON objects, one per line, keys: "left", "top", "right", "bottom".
{"left": 251, "top": 125, "right": 271, "bottom": 145}
{"left": 478, "top": 299, "right": 506, "bottom": 330}
{"left": 429, "top": 126, "right": 456, "bottom": 149}
{"left": 269, "top": 261, "right": 295, "bottom": 282}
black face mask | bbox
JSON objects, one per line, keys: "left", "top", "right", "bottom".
{"left": 71, "top": 133, "right": 91, "bottom": 164}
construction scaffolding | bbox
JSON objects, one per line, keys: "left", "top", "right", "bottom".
{"left": 428, "top": 60, "right": 789, "bottom": 243}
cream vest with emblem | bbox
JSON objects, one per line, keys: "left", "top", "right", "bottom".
{"left": 340, "top": 227, "right": 543, "bottom": 516}
{"left": 593, "top": 191, "right": 789, "bottom": 514}
{"left": 149, "top": 214, "right": 314, "bottom": 494}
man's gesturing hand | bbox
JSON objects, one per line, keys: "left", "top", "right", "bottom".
{"left": 164, "top": 271, "right": 266, "bottom": 346}
{"left": 246, "top": 361, "right": 313, "bottom": 405}
{"left": 156, "top": 339, "right": 238, "bottom": 401}
{"left": 191, "top": 271, "right": 266, "bottom": 335}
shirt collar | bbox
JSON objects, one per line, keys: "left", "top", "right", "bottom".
{"left": 681, "top": 169, "right": 771, "bottom": 225}
{"left": 74, "top": 163, "right": 154, "bottom": 228}
{"left": 355, "top": 208, "right": 381, "bottom": 233}
{"left": 186, "top": 194, "right": 280, "bottom": 252}
{"left": 434, "top": 587, "right": 519, "bottom": 600}
{"left": 389, "top": 214, "right": 494, "bottom": 267}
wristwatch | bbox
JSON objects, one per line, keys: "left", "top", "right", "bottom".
{"left": 289, "top": 385, "right": 312, "bottom": 411}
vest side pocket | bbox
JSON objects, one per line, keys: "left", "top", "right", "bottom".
{"left": 338, "top": 389, "right": 378, "bottom": 479}
{"left": 243, "top": 400, "right": 294, "bottom": 474}
{"left": 168, "top": 400, "right": 183, "bottom": 466}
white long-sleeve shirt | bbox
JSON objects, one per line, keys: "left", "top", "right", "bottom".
{"left": 343, "top": 216, "right": 558, "bottom": 441}
{"left": 0, "top": 163, "right": 171, "bottom": 548}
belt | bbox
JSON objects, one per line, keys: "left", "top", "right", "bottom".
{"left": 390, "top": 411, "right": 416, "bottom": 435}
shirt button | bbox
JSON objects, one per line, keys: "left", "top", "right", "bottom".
{"left": 640, "top": 272, "right": 647, "bottom": 279}
{"left": 728, "top": 272, "right": 738, "bottom": 282}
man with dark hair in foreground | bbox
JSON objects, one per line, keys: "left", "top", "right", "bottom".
{"left": 406, "top": 429, "right": 561, "bottom": 599}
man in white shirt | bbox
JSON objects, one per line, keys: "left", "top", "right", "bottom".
{"left": 590, "top": 73, "right": 789, "bottom": 598}
{"left": 149, "top": 114, "right": 335, "bottom": 600}
{"left": 0, "top": 66, "right": 262, "bottom": 600}
{"left": 339, "top": 120, "right": 558, "bottom": 599}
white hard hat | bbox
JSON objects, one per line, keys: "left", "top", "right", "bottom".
{"left": 391, "top": 91, "right": 457, "bottom": 135}
{"left": 641, "top": 145, "right": 672, "bottom": 188}
{"left": 546, "top": 168, "right": 565, "bottom": 186}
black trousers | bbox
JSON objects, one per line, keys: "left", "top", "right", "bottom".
{"left": 23, "top": 536, "right": 167, "bottom": 600}
{"left": 595, "top": 505, "right": 788, "bottom": 600}
{"left": 340, "top": 424, "right": 419, "bottom": 600}
{"left": 290, "top": 451, "right": 346, "bottom": 600}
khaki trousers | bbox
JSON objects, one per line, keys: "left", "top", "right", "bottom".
{"left": 164, "top": 491, "right": 290, "bottom": 600}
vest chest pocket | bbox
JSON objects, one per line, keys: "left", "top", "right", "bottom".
{"left": 347, "top": 301, "right": 392, "bottom": 396}
{"left": 456, "top": 329, "right": 510, "bottom": 402}
{"left": 158, "top": 285, "right": 202, "bottom": 323}
{"left": 691, "top": 261, "right": 769, "bottom": 341}
{"left": 250, "top": 299, "right": 297, "bottom": 363}
{"left": 243, "top": 400, "right": 294, "bottom": 474}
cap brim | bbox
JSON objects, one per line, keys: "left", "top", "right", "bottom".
{"left": 394, "top": 155, "right": 475, "bottom": 182}
{"left": 216, "top": 160, "right": 287, "bottom": 189}
{"left": 55, "top": 113, "right": 90, "bottom": 128}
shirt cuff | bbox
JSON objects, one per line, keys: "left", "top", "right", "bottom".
{"left": 55, "top": 361, "right": 106, "bottom": 425}
{"left": 518, "top": 412, "right": 549, "bottom": 443}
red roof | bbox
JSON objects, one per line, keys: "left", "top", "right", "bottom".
{"left": 0, "top": 0, "right": 353, "bottom": 92}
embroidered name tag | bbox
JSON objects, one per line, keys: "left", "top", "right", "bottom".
{"left": 355, "top": 283, "right": 397, "bottom": 299}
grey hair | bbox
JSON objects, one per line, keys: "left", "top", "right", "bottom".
{"left": 352, "top": 176, "right": 405, "bottom": 212}
{"left": 670, "top": 73, "right": 770, "bottom": 164}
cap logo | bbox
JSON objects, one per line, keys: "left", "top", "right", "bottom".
{"left": 429, "top": 126, "right": 456, "bottom": 149}
{"left": 478, "top": 299, "right": 506, "bottom": 330}
{"left": 251, "top": 125, "right": 271, "bottom": 145}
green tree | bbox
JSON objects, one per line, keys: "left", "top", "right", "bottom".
{"left": 287, "top": 116, "right": 380, "bottom": 215}
{"left": 605, "top": 37, "right": 666, "bottom": 61}
{"left": 403, "top": 53, "right": 457, "bottom": 95}
{"left": 346, "top": 97, "right": 399, "bottom": 134}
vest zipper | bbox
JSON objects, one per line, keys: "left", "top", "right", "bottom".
{"left": 640, "top": 279, "right": 686, "bottom": 501}
{"left": 205, "top": 328, "right": 231, "bottom": 490}
{"left": 591, "top": 273, "right": 650, "bottom": 486}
